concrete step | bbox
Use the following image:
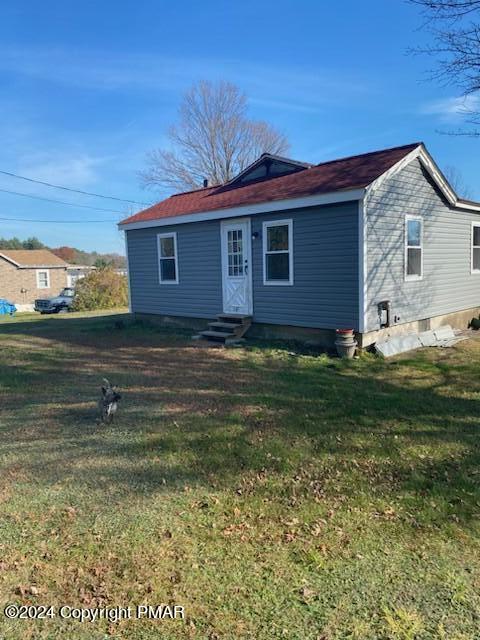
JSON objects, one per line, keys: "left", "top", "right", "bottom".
{"left": 216, "top": 314, "right": 251, "bottom": 325}
{"left": 208, "top": 321, "right": 238, "bottom": 333}
{"left": 200, "top": 330, "right": 232, "bottom": 341}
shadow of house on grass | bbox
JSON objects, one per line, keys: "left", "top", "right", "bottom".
{"left": 1, "top": 314, "right": 479, "bottom": 530}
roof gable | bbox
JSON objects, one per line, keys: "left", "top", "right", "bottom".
{"left": 365, "top": 144, "right": 480, "bottom": 213}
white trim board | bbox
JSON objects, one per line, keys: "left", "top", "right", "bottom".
{"left": 358, "top": 199, "right": 366, "bottom": 333}
{"left": 262, "top": 219, "right": 294, "bottom": 286}
{"left": 157, "top": 231, "right": 179, "bottom": 284}
{"left": 0, "top": 252, "right": 21, "bottom": 267}
{"left": 471, "top": 221, "right": 480, "bottom": 275}
{"left": 118, "top": 188, "right": 365, "bottom": 231}
{"left": 366, "top": 144, "right": 480, "bottom": 213}
{"left": 36, "top": 268, "right": 50, "bottom": 289}
{"left": 404, "top": 215, "right": 424, "bottom": 282}
{"left": 123, "top": 232, "right": 132, "bottom": 312}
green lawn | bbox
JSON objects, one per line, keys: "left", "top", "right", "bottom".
{"left": 0, "top": 313, "right": 479, "bottom": 639}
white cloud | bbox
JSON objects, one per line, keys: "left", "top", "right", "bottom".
{"left": 420, "top": 95, "right": 480, "bottom": 121}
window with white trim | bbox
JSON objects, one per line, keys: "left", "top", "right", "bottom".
{"left": 157, "top": 232, "right": 178, "bottom": 284}
{"left": 36, "top": 269, "right": 50, "bottom": 289}
{"left": 472, "top": 223, "right": 480, "bottom": 273}
{"left": 263, "top": 219, "right": 293, "bottom": 285}
{"left": 405, "top": 216, "right": 423, "bottom": 280}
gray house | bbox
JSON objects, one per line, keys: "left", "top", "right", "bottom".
{"left": 119, "top": 142, "right": 480, "bottom": 347}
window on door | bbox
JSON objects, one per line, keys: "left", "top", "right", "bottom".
{"left": 36, "top": 269, "right": 50, "bottom": 289}
{"left": 263, "top": 219, "right": 293, "bottom": 285}
{"left": 227, "top": 229, "right": 244, "bottom": 276}
{"left": 157, "top": 232, "right": 179, "bottom": 284}
{"left": 405, "top": 216, "right": 423, "bottom": 281}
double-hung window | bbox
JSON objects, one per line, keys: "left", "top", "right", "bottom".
{"left": 157, "top": 232, "right": 178, "bottom": 284}
{"left": 472, "top": 223, "right": 480, "bottom": 274}
{"left": 405, "top": 216, "right": 423, "bottom": 281}
{"left": 263, "top": 219, "right": 293, "bottom": 285}
{"left": 36, "top": 269, "right": 50, "bottom": 289}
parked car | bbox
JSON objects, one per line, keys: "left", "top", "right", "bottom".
{"left": 34, "top": 287, "right": 75, "bottom": 314}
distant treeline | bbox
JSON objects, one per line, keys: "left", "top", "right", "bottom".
{"left": 0, "top": 236, "right": 126, "bottom": 269}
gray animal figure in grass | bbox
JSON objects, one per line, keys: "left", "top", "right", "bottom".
{"left": 99, "top": 378, "right": 122, "bottom": 423}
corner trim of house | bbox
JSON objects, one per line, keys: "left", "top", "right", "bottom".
{"left": 123, "top": 231, "right": 132, "bottom": 313}
{"left": 118, "top": 188, "right": 366, "bottom": 230}
{"left": 358, "top": 198, "right": 366, "bottom": 333}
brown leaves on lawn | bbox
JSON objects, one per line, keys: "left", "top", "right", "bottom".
{"left": 372, "top": 505, "right": 398, "bottom": 521}
{"left": 222, "top": 521, "right": 251, "bottom": 541}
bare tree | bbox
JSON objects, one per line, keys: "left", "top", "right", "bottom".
{"left": 443, "top": 164, "right": 474, "bottom": 197}
{"left": 140, "top": 81, "right": 290, "bottom": 192}
{"left": 410, "top": 0, "right": 480, "bottom": 135}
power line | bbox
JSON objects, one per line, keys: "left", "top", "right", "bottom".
{"left": 0, "top": 169, "right": 149, "bottom": 206}
{"left": 0, "top": 187, "right": 123, "bottom": 214}
{"left": 0, "top": 216, "right": 117, "bottom": 224}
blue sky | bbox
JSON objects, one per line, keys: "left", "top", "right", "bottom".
{"left": 0, "top": 0, "right": 478, "bottom": 253}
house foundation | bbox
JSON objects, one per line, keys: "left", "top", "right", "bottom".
{"left": 358, "top": 305, "right": 480, "bottom": 349}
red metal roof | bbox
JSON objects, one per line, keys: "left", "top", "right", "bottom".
{"left": 121, "top": 142, "right": 421, "bottom": 226}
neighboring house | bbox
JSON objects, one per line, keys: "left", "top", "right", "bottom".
{"left": 0, "top": 250, "right": 68, "bottom": 311}
{"left": 119, "top": 143, "right": 480, "bottom": 347}
{"left": 67, "top": 265, "right": 96, "bottom": 288}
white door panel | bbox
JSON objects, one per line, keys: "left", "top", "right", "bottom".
{"left": 221, "top": 219, "right": 252, "bottom": 315}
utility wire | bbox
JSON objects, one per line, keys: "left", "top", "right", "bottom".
{"left": 0, "top": 216, "right": 118, "bottom": 224}
{"left": 0, "top": 169, "right": 149, "bottom": 206}
{"left": 0, "top": 187, "right": 124, "bottom": 214}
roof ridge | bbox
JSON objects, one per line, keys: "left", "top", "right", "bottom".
{"left": 314, "top": 142, "right": 422, "bottom": 169}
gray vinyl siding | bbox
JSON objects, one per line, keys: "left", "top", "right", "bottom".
{"left": 366, "top": 158, "right": 480, "bottom": 331}
{"left": 126, "top": 221, "right": 222, "bottom": 318}
{"left": 251, "top": 203, "right": 359, "bottom": 329}
{"left": 126, "top": 201, "right": 360, "bottom": 329}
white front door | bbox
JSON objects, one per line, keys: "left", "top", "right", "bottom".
{"left": 221, "top": 218, "right": 252, "bottom": 315}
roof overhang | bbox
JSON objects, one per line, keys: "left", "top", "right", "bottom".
{"left": 17, "top": 265, "right": 68, "bottom": 269}
{"left": 0, "top": 253, "right": 67, "bottom": 268}
{"left": 366, "top": 143, "right": 480, "bottom": 212}
{"left": 118, "top": 187, "right": 366, "bottom": 231}
{"left": 0, "top": 252, "right": 20, "bottom": 267}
